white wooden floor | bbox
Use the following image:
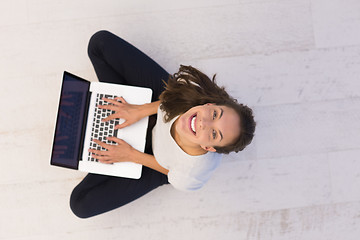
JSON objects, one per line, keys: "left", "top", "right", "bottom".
{"left": 1, "top": 0, "right": 360, "bottom": 239}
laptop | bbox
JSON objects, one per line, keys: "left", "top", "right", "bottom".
{"left": 50, "top": 71, "right": 152, "bottom": 179}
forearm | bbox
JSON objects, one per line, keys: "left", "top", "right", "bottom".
{"left": 139, "top": 100, "right": 160, "bottom": 118}
{"left": 129, "top": 148, "right": 169, "bottom": 175}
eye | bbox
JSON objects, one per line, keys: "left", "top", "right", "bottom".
{"left": 213, "top": 110, "right": 217, "bottom": 120}
{"left": 212, "top": 129, "right": 217, "bottom": 139}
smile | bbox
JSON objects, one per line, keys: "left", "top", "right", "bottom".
{"left": 190, "top": 114, "right": 197, "bottom": 135}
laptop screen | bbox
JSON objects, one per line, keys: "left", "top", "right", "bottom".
{"left": 51, "top": 72, "right": 90, "bottom": 169}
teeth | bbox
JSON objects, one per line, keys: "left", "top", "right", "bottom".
{"left": 191, "top": 116, "right": 196, "bottom": 133}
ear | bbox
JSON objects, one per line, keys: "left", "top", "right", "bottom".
{"left": 201, "top": 145, "right": 217, "bottom": 152}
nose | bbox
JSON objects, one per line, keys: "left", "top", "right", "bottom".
{"left": 199, "top": 117, "right": 213, "bottom": 130}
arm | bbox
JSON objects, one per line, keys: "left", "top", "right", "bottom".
{"left": 129, "top": 148, "right": 169, "bottom": 175}
{"left": 137, "top": 100, "right": 160, "bottom": 118}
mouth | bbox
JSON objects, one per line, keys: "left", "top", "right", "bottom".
{"left": 190, "top": 114, "right": 197, "bottom": 135}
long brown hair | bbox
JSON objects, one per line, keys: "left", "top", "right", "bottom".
{"left": 159, "top": 65, "right": 256, "bottom": 154}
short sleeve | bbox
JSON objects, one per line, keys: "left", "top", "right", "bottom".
{"left": 167, "top": 170, "right": 204, "bottom": 192}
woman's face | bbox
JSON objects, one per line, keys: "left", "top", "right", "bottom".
{"left": 175, "top": 103, "right": 241, "bottom": 152}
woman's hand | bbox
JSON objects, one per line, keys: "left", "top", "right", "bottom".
{"left": 99, "top": 97, "right": 145, "bottom": 129}
{"left": 89, "top": 137, "right": 134, "bottom": 164}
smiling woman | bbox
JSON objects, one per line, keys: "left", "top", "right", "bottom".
{"left": 69, "top": 30, "right": 256, "bottom": 218}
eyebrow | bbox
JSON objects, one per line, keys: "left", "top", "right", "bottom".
{"left": 219, "top": 108, "right": 224, "bottom": 141}
{"left": 219, "top": 108, "right": 224, "bottom": 119}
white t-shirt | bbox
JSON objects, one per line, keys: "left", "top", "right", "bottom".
{"left": 152, "top": 106, "right": 222, "bottom": 191}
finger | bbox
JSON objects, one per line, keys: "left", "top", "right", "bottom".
{"left": 88, "top": 148, "right": 108, "bottom": 156}
{"left": 102, "top": 97, "right": 122, "bottom": 106}
{"left": 98, "top": 104, "right": 118, "bottom": 111}
{"left": 93, "top": 139, "right": 111, "bottom": 149}
{"left": 115, "top": 96, "right": 127, "bottom": 103}
{"left": 94, "top": 154, "right": 115, "bottom": 164}
{"left": 114, "top": 121, "right": 130, "bottom": 129}
{"left": 106, "top": 136, "right": 125, "bottom": 145}
{"left": 92, "top": 154, "right": 113, "bottom": 163}
{"left": 102, "top": 113, "right": 120, "bottom": 122}
{"left": 99, "top": 159, "right": 115, "bottom": 164}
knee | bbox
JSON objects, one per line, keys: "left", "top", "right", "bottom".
{"left": 87, "top": 30, "right": 113, "bottom": 57}
{"left": 69, "top": 188, "right": 92, "bottom": 219}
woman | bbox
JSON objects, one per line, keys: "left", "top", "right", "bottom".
{"left": 70, "top": 30, "right": 256, "bottom": 218}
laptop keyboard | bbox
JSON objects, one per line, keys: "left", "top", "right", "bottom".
{"left": 87, "top": 93, "right": 121, "bottom": 162}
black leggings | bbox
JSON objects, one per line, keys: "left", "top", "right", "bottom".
{"left": 70, "top": 30, "right": 170, "bottom": 218}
